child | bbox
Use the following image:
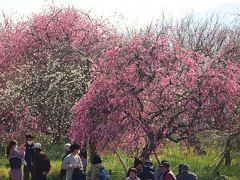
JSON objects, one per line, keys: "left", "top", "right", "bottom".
{"left": 126, "top": 168, "right": 141, "bottom": 180}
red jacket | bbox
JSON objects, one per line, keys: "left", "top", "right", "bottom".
{"left": 163, "top": 170, "right": 176, "bottom": 180}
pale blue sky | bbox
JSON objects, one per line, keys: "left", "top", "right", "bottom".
{"left": 0, "top": 0, "right": 239, "bottom": 27}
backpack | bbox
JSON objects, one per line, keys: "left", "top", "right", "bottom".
{"left": 9, "top": 156, "right": 22, "bottom": 168}
{"left": 99, "top": 167, "right": 110, "bottom": 180}
{"left": 72, "top": 168, "right": 86, "bottom": 180}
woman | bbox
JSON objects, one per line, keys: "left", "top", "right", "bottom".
{"left": 7, "top": 140, "right": 24, "bottom": 180}
{"left": 79, "top": 149, "right": 87, "bottom": 173}
{"left": 126, "top": 168, "right": 141, "bottom": 180}
{"left": 59, "top": 143, "right": 71, "bottom": 179}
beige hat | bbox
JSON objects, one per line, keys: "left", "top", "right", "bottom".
{"left": 33, "top": 143, "right": 42, "bottom": 149}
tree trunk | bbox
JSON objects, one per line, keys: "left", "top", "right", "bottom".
{"left": 89, "top": 140, "right": 97, "bottom": 163}
{"left": 225, "top": 139, "right": 231, "bottom": 167}
{"left": 225, "top": 148, "right": 231, "bottom": 167}
{"left": 140, "top": 140, "right": 156, "bottom": 162}
{"left": 153, "top": 150, "right": 161, "bottom": 165}
{"left": 140, "top": 146, "right": 150, "bottom": 161}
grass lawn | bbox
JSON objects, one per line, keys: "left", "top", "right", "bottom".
{"left": 0, "top": 142, "right": 239, "bottom": 180}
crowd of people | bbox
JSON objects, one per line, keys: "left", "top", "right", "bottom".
{"left": 6, "top": 134, "right": 198, "bottom": 180}
{"left": 125, "top": 158, "right": 198, "bottom": 180}
{"left": 7, "top": 135, "right": 51, "bottom": 180}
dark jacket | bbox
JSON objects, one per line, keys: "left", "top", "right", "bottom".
{"left": 138, "top": 166, "right": 155, "bottom": 180}
{"left": 24, "top": 143, "right": 34, "bottom": 166}
{"left": 33, "top": 151, "right": 51, "bottom": 177}
{"left": 176, "top": 172, "right": 197, "bottom": 180}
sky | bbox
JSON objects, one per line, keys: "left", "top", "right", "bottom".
{"left": 0, "top": 0, "right": 240, "bottom": 27}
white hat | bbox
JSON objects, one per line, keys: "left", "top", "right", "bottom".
{"left": 64, "top": 143, "right": 71, "bottom": 151}
{"left": 33, "top": 143, "right": 42, "bottom": 149}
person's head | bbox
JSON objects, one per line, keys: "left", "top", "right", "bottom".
{"left": 64, "top": 143, "right": 71, "bottom": 154}
{"left": 129, "top": 168, "right": 138, "bottom": 178}
{"left": 70, "top": 143, "right": 81, "bottom": 155}
{"left": 7, "top": 140, "right": 17, "bottom": 157}
{"left": 25, "top": 134, "right": 34, "bottom": 145}
{"left": 92, "top": 154, "right": 102, "bottom": 165}
{"left": 180, "top": 164, "right": 189, "bottom": 173}
{"left": 178, "top": 164, "right": 184, "bottom": 174}
{"left": 144, "top": 160, "right": 153, "bottom": 168}
{"left": 159, "top": 161, "right": 170, "bottom": 174}
{"left": 80, "top": 149, "right": 87, "bottom": 159}
{"left": 134, "top": 158, "right": 143, "bottom": 171}
{"left": 33, "top": 143, "right": 42, "bottom": 153}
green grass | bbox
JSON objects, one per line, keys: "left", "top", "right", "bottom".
{"left": 0, "top": 142, "right": 239, "bottom": 180}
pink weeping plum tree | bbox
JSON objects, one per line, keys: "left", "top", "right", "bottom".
{"left": 70, "top": 32, "right": 240, "bottom": 160}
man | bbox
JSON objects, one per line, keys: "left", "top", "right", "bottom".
{"left": 176, "top": 164, "right": 197, "bottom": 180}
{"left": 154, "top": 160, "right": 169, "bottom": 180}
{"left": 32, "top": 143, "right": 51, "bottom": 180}
{"left": 175, "top": 164, "right": 184, "bottom": 178}
{"left": 126, "top": 158, "right": 143, "bottom": 177}
{"left": 138, "top": 160, "right": 155, "bottom": 180}
{"left": 159, "top": 161, "right": 176, "bottom": 180}
{"left": 23, "top": 134, "right": 34, "bottom": 180}
{"left": 62, "top": 143, "right": 83, "bottom": 180}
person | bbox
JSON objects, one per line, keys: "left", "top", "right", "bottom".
{"left": 126, "top": 158, "right": 143, "bottom": 177}
{"left": 91, "top": 154, "right": 109, "bottom": 180}
{"left": 23, "top": 134, "right": 34, "bottom": 180}
{"left": 7, "top": 140, "right": 25, "bottom": 180}
{"left": 126, "top": 168, "right": 141, "bottom": 180}
{"left": 138, "top": 160, "right": 155, "bottom": 180}
{"left": 154, "top": 160, "right": 169, "bottom": 180}
{"left": 62, "top": 143, "right": 84, "bottom": 180}
{"left": 175, "top": 164, "right": 184, "bottom": 178}
{"left": 159, "top": 161, "right": 176, "bottom": 180}
{"left": 32, "top": 143, "right": 51, "bottom": 180}
{"left": 79, "top": 149, "right": 87, "bottom": 173}
{"left": 176, "top": 164, "right": 197, "bottom": 180}
{"left": 60, "top": 143, "right": 71, "bottom": 179}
